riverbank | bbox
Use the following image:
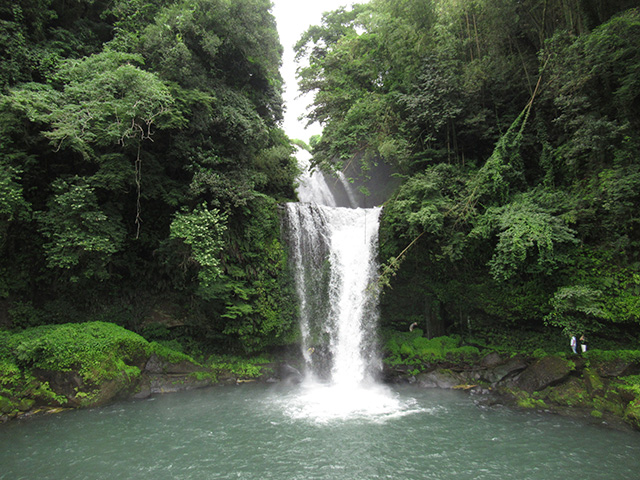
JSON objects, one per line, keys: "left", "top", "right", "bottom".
{"left": 381, "top": 331, "right": 640, "bottom": 431}
{"left": 0, "top": 322, "right": 281, "bottom": 423}
{"left": 2, "top": 323, "right": 640, "bottom": 432}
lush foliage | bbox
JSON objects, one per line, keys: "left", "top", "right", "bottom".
{"left": 0, "top": 322, "right": 149, "bottom": 414}
{"left": 296, "top": 0, "right": 640, "bottom": 344}
{"left": 0, "top": 0, "right": 298, "bottom": 353}
{"left": 1, "top": 322, "right": 147, "bottom": 382}
{"left": 384, "top": 330, "right": 480, "bottom": 374}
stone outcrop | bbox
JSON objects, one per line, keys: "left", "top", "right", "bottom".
{"left": 131, "top": 354, "right": 216, "bottom": 399}
{"left": 416, "top": 369, "right": 465, "bottom": 389}
{"left": 511, "top": 356, "right": 573, "bottom": 393}
{"left": 385, "top": 351, "right": 640, "bottom": 431}
{"left": 478, "top": 356, "right": 528, "bottom": 385}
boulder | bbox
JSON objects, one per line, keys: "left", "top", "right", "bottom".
{"left": 278, "top": 364, "right": 303, "bottom": 384}
{"left": 594, "top": 358, "right": 640, "bottom": 378}
{"left": 480, "top": 352, "right": 503, "bottom": 368}
{"left": 416, "top": 369, "right": 465, "bottom": 389}
{"left": 513, "top": 356, "right": 573, "bottom": 394}
{"left": 480, "top": 356, "right": 528, "bottom": 385}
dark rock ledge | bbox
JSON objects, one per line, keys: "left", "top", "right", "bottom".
{"left": 382, "top": 352, "right": 640, "bottom": 432}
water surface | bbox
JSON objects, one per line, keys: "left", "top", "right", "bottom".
{"left": 1, "top": 383, "right": 639, "bottom": 480}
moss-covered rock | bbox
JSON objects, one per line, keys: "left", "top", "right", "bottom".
{"left": 416, "top": 369, "right": 466, "bottom": 389}
{"left": 592, "top": 391, "right": 626, "bottom": 418}
{"left": 514, "top": 356, "right": 573, "bottom": 393}
{"left": 508, "top": 388, "right": 548, "bottom": 410}
{"left": 583, "top": 368, "right": 605, "bottom": 395}
{"left": 624, "top": 398, "right": 640, "bottom": 430}
{"left": 542, "top": 377, "right": 590, "bottom": 408}
{"left": 0, "top": 395, "right": 16, "bottom": 415}
{"left": 0, "top": 322, "right": 190, "bottom": 418}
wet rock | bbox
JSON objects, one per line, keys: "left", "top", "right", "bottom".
{"left": 144, "top": 354, "right": 165, "bottom": 374}
{"left": 481, "top": 356, "right": 528, "bottom": 385}
{"left": 278, "top": 364, "right": 303, "bottom": 384}
{"left": 513, "top": 356, "right": 573, "bottom": 393}
{"left": 594, "top": 358, "right": 640, "bottom": 378}
{"left": 416, "top": 369, "right": 465, "bottom": 389}
{"left": 480, "top": 352, "right": 503, "bottom": 368}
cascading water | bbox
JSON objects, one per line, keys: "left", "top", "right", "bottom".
{"left": 285, "top": 203, "right": 382, "bottom": 384}
{"left": 282, "top": 151, "right": 405, "bottom": 421}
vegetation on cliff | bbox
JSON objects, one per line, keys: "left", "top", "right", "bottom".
{"left": 295, "top": 0, "right": 640, "bottom": 346}
{"left": 0, "top": 0, "right": 297, "bottom": 353}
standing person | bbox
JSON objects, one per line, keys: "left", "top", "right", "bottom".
{"left": 580, "top": 334, "right": 587, "bottom": 353}
{"left": 570, "top": 335, "right": 577, "bottom": 354}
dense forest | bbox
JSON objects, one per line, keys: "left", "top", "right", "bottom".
{"left": 295, "top": 0, "right": 640, "bottom": 345}
{"left": 0, "top": 0, "right": 298, "bottom": 353}
{"left": 1, "top": 0, "right": 640, "bottom": 357}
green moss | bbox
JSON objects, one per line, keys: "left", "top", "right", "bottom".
{"left": 624, "top": 398, "right": 640, "bottom": 430}
{"left": 583, "top": 368, "right": 604, "bottom": 394}
{"left": 148, "top": 341, "right": 200, "bottom": 365}
{"left": 593, "top": 395, "right": 626, "bottom": 417}
{"left": 190, "top": 371, "right": 218, "bottom": 383}
{"left": 0, "top": 322, "right": 153, "bottom": 410}
{"left": 585, "top": 349, "right": 640, "bottom": 364}
{"left": 0, "top": 395, "right": 15, "bottom": 414}
{"left": 3, "top": 322, "right": 148, "bottom": 383}
{"left": 206, "top": 355, "right": 270, "bottom": 379}
{"left": 384, "top": 332, "right": 480, "bottom": 367}
{"left": 515, "top": 392, "right": 548, "bottom": 409}
{"left": 615, "top": 375, "right": 640, "bottom": 396}
{"left": 544, "top": 378, "right": 589, "bottom": 408}
{"left": 532, "top": 348, "right": 548, "bottom": 358}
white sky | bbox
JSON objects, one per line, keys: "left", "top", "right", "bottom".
{"left": 271, "top": 0, "right": 357, "bottom": 143}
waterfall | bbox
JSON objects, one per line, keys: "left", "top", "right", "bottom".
{"left": 284, "top": 151, "right": 382, "bottom": 385}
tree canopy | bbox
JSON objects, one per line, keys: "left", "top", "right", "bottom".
{"left": 0, "top": 0, "right": 298, "bottom": 353}
{"left": 296, "top": 0, "right": 640, "bottom": 342}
